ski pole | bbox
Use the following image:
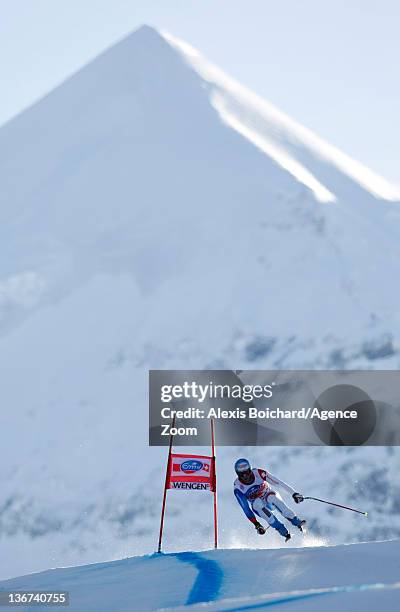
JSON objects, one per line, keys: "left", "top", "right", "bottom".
{"left": 303, "top": 496, "right": 367, "bottom": 516}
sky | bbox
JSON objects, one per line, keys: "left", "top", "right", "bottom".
{"left": 1, "top": 0, "right": 399, "bottom": 184}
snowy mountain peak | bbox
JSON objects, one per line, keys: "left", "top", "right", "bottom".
{"left": 1, "top": 24, "right": 399, "bottom": 342}
{"left": 106, "top": 24, "right": 400, "bottom": 203}
{"left": 99, "top": 23, "right": 177, "bottom": 64}
{"left": 4, "top": 23, "right": 399, "bottom": 206}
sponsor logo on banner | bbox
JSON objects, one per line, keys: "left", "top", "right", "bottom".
{"left": 181, "top": 460, "right": 204, "bottom": 473}
{"left": 172, "top": 459, "right": 211, "bottom": 474}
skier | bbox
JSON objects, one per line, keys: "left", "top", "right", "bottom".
{"left": 234, "top": 458, "right": 306, "bottom": 542}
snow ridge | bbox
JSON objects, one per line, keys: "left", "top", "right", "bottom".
{"left": 164, "top": 29, "right": 400, "bottom": 202}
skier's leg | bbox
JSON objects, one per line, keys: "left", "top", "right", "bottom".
{"left": 266, "top": 491, "right": 305, "bottom": 529}
{"left": 266, "top": 491, "right": 295, "bottom": 519}
{"left": 252, "top": 498, "right": 290, "bottom": 540}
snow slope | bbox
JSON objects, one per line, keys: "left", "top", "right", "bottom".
{"left": 1, "top": 540, "right": 399, "bottom": 611}
{"left": 1, "top": 24, "right": 400, "bottom": 579}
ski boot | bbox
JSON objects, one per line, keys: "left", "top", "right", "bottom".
{"left": 290, "top": 516, "right": 306, "bottom": 532}
{"left": 271, "top": 516, "right": 291, "bottom": 542}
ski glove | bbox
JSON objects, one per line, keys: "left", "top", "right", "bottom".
{"left": 293, "top": 493, "right": 304, "bottom": 504}
{"left": 254, "top": 521, "right": 266, "bottom": 535}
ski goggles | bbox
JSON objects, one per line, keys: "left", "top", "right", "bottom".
{"left": 236, "top": 462, "right": 251, "bottom": 474}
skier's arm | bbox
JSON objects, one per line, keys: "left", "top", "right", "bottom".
{"left": 265, "top": 471, "right": 297, "bottom": 497}
{"left": 234, "top": 488, "right": 258, "bottom": 524}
